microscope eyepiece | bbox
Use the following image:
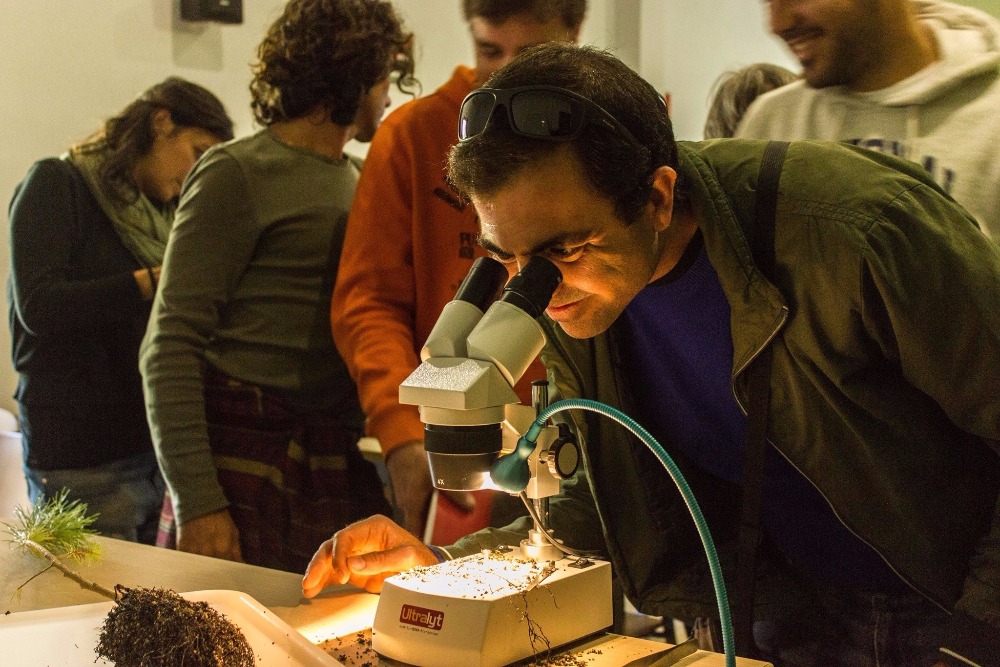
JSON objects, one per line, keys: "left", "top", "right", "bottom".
{"left": 500, "top": 256, "right": 562, "bottom": 317}
{"left": 403, "top": 255, "right": 563, "bottom": 493}
{"left": 453, "top": 257, "right": 508, "bottom": 312}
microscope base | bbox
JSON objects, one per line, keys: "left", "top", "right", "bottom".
{"left": 372, "top": 550, "right": 612, "bottom": 667}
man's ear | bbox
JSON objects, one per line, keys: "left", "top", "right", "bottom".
{"left": 647, "top": 165, "right": 677, "bottom": 232}
{"left": 150, "top": 109, "right": 176, "bottom": 138}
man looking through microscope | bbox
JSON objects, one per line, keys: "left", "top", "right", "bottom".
{"left": 305, "top": 44, "right": 1000, "bottom": 666}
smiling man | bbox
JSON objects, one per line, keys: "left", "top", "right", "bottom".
{"left": 304, "top": 43, "right": 1000, "bottom": 667}
{"left": 736, "top": 0, "right": 1000, "bottom": 240}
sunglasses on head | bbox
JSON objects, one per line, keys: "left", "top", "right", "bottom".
{"left": 458, "top": 85, "right": 641, "bottom": 148}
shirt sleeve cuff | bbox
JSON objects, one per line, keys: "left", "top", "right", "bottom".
{"left": 426, "top": 545, "right": 449, "bottom": 563}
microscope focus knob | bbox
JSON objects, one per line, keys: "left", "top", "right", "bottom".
{"left": 544, "top": 424, "right": 580, "bottom": 479}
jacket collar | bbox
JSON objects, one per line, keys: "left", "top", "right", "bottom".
{"left": 676, "top": 142, "right": 789, "bottom": 378}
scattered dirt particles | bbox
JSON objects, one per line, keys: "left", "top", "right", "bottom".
{"left": 318, "top": 627, "right": 379, "bottom": 667}
{"left": 519, "top": 647, "right": 605, "bottom": 666}
{"left": 392, "top": 549, "right": 549, "bottom": 599}
{"left": 315, "top": 628, "right": 605, "bottom": 667}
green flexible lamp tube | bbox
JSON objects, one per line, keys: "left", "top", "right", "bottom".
{"left": 491, "top": 398, "right": 736, "bottom": 667}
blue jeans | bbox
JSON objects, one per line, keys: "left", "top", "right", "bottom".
{"left": 692, "top": 551, "right": 950, "bottom": 667}
{"left": 24, "top": 451, "right": 165, "bottom": 545}
{"left": 751, "top": 584, "right": 949, "bottom": 666}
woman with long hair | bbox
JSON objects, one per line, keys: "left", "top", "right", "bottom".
{"left": 8, "top": 77, "right": 233, "bottom": 543}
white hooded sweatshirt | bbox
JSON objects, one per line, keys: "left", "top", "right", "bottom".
{"left": 736, "top": 0, "right": 1000, "bottom": 240}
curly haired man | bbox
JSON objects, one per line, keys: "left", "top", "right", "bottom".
{"left": 141, "top": 0, "right": 411, "bottom": 573}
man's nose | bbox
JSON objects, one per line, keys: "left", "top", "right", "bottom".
{"left": 512, "top": 254, "right": 536, "bottom": 274}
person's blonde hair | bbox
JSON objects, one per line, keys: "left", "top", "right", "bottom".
{"left": 703, "top": 63, "right": 798, "bottom": 139}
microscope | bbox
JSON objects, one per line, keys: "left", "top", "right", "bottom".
{"left": 371, "top": 257, "right": 613, "bottom": 667}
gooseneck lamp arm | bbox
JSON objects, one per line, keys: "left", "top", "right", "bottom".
{"left": 494, "top": 398, "right": 736, "bottom": 667}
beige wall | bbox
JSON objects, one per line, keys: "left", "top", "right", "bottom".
{"left": 0, "top": 0, "right": 993, "bottom": 418}
{"left": 0, "top": 0, "right": 619, "bottom": 419}
{"left": 641, "top": 1, "right": 796, "bottom": 140}
{"left": 964, "top": 0, "right": 1000, "bottom": 18}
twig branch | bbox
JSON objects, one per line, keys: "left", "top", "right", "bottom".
{"left": 23, "top": 539, "right": 117, "bottom": 601}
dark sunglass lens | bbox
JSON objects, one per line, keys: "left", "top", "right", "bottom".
{"left": 459, "top": 92, "right": 498, "bottom": 140}
{"left": 510, "top": 91, "right": 584, "bottom": 138}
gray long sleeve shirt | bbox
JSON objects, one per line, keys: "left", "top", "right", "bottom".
{"left": 140, "top": 129, "right": 363, "bottom": 524}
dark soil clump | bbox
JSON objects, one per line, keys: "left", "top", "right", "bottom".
{"left": 95, "top": 585, "right": 254, "bottom": 666}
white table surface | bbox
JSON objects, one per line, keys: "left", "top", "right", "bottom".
{"left": 0, "top": 531, "right": 769, "bottom": 667}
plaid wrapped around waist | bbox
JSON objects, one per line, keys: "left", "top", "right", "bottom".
{"left": 160, "top": 365, "right": 390, "bottom": 573}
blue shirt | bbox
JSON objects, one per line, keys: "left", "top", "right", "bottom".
{"left": 618, "top": 233, "right": 905, "bottom": 592}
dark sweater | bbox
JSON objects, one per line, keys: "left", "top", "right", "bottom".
{"left": 7, "top": 158, "right": 153, "bottom": 469}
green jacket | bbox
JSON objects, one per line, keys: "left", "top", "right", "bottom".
{"left": 447, "top": 140, "right": 1000, "bottom": 645}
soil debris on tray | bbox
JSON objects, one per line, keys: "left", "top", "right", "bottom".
{"left": 3, "top": 491, "right": 256, "bottom": 666}
{"left": 96, "top": 585, "right": 255, "bottom": 666}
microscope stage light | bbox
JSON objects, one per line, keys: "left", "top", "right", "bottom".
{"left": 372, "top": 549, "right": 612, "bottom": 667}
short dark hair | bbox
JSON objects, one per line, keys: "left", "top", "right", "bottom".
{"left": 72, "top": 76, "right": 233, "bottom": 200}
{"left": 703, "top": 63, "right": 798, "bottom": 139}
{"left": 449, "top": 43, "right": 676, "bottom": 225}
{"left": 462, "top": 0, "right": 586, "bottom": 30}
{"left": 250, "top": 0, "right": 412, "bottom": 126}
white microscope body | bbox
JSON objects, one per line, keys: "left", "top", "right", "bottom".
{"left": 372, "top": 257, "right": 612, "bottom": 667}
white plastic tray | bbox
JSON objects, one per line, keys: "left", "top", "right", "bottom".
{"left": 0, "top": 589, "right": 343, "bottom": 666}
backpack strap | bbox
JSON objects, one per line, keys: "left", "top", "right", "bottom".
{"left": 732, "top": 140, "right": 788, "bottom": 657}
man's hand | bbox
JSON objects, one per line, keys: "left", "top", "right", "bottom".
{"left": 301, "top": 514, "right": 439, "bottom": 596}
{"left": 385, "top": 440, "right": 475, "bottom": 537}
{"left": 177, "top": 509, "right": 243, "bottom": 562}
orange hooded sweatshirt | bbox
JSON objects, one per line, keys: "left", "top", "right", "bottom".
{"left": 332, "top": 65, "right": 545, "bottom": 459}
